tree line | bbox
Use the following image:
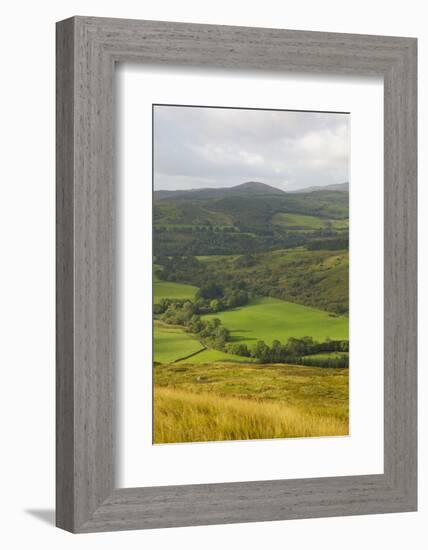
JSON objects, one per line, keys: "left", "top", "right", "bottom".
{"left": 224, "top": 335, "right": 348, "bottom": 366}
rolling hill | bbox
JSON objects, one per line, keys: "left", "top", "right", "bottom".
{"left": 154, "top": 181, "right": 285, "bottom": 202}
{"left": 154, "top": 181, "right": 348, "bottom": 257}
{"left": 170, "top": 247, "right": 349, "bottom": 314}
{"left": 291, "top": 182, "right": 349, "bottom": 193}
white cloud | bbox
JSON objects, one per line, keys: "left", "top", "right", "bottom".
{"left": 154, "top": 106, "right": 349, "bottom": 191}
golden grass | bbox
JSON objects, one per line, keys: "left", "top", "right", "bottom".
{"left": 154, "top": 386, "right": 348, "bottom": 444}
{"left": 154, "top": 362, "right": 349, "bottom": 420}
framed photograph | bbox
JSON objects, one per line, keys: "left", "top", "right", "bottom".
{"left": 151, "top": 104, "right": 350, "bottom": 446}
{"left": 56, "top": 16, "right": 417, "bottom": 532}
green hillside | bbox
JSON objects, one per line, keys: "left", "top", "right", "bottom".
{"left": 154, "top": 201, "right": 233, "bottom": 228}
{"left": 181, "top": 247, "right": 348, "bottom": 314}
{"left": 273, "top": 212, "right": 348, "bottom": 231}
{"left": 154, "top": 183, "right": 348, "bottom": 257}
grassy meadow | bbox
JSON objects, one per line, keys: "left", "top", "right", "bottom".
{"left": 272, "top": 212, "right": 348, "bottom": 231}
{"left": 204, "top": 296, "right": 348, "bottom": 346}
{"left": 154, "top": 322, "right": 205, "bottom": 364}
{"left": 153, "top": 280, "right": 198, "bottom": 304}
{"left": 154, "top": 362, "right": 348, "bottom": 443}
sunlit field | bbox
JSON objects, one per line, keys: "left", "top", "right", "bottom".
{"left": 154, "top": 362, "right": 349, "bottom": 443}
{"left": 154, "top": 385, "right": 348, "bottom": 444}
{"left": 204, "top": 297, "right": 348, "bottom": 346}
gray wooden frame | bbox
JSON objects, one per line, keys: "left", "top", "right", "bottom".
{"left": 56, "top": 16, "right": 417, "bottom": 533}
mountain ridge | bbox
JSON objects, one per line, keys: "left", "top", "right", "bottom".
{"left": 154, "top": 181, "right": 285, "bottom": 201}
{"left": 291, "top": 182, "right": 349, "bottom": 194}
{"left": 154, "top": 180, "right": 348, "bottom": 201}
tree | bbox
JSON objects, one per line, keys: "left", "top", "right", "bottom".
{"left": 285, "top": 337, "right": 306, "bottom": 356}
{"left": 253, "top": 340, "right": 270, "bottom": 362}
{"left": 209, "top": 318, "right": 221, "bottom": 329}
{"left": 196, "top": 282, "right": 224, "bottom": 300}
{"left": 209, "top": 299, "right": 221, "bottom": 313}
{"left": 188, "top": 314, "right": 203, "bottom": 334}
{"left": 270, "top": 339, "right": 281, "bottom": 362}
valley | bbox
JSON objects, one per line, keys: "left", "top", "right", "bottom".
{"left": 152, "top": 181, "right": 350, "bottom": 443}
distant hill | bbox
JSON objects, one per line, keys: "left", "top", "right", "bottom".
{"left": 153, "top": 178, "right": 349, "bottom": 257}
{"left": 292, "top": 182, "right": 349, "bottom": 194}
{"left": 154, "top": 181, "right": 285, "bottom": 201}
{"left": 229, "top": 181, "right": 285, "bottom": 195}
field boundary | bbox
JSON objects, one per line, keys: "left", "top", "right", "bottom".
{"left": 173, "top": 342, "right": 207, "bottom": 363}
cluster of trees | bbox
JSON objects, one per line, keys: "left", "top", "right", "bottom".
{"left": 158, "top": 300, "right": 230, "bottom": 351}
{"left": 154, "top": 226, "right": 348, "bottom": 257}
{"left": 224, "top": 336, "right": 348, "bottom": 366}
{"left": 153, "top": 229, "right": 289, "bottom": 256}
{"left": 292, "top": 355, "right": 349, "bottom": 369}
{"left": 155, "top": 255, "right": 206, "bottom": 285}
{"left": 155, "top": 281, "right": 249, "bottom": 319}
{"left": 307, "top": 237, "right": 349, "bottom": 251}
{"left": 195, "top": 282, "right": 249, "bottom": 311}
{"left": 155, "top": 224, "right": 238, "bottom": 234}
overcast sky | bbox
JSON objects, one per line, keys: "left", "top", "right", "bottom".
{"left": 153, "top": 105, "right": 349, "bottom": 192}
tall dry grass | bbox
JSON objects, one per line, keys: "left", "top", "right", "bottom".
{"left": 154, "top": 386, "right": 348, "bottom": 444}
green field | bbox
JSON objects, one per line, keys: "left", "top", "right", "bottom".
{"left": 154, "top": 323, "right": 204, "bottom": 363}
{"left": 154, "top": 322, "right": 250, "bottom": 364}
{"left": 204, "top": 297, "right": 348, "bottom": 346}
{"left": 154, "top": 362, "right": 349, "bottom": 443}
{"left": 153, "top": 280, "right": 198, "bottom": 304}
{"left": 273, "top": 212, "right": 348, "bottom": 230}
{"left": 154, "top": 201, "right": 233, "bottom": 226}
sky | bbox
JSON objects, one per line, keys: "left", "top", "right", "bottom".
{"left": 153, "top": 105, "right": 349, "bottom": 192}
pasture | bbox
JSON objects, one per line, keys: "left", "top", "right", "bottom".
{"left": 153, "top": 280, "right": 198, "bottom": 304}
{"left": 204, "top": 297, "right": 348, "bottom": 346}
{"left": 154, "top": 322, "right": 204, "bottom": 364}
{"left": 272, "top": 212, "right": 348, "bottom": 231}
{"left": 154, "top": 322, "right": 249, "bottom": 364}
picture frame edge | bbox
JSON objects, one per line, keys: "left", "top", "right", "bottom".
{"left": 56, "top": 16, "right": 417, "bottom": 533}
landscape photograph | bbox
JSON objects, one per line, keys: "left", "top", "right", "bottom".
{"left": 152, "top": 104, "right": 350, "bottom": 444}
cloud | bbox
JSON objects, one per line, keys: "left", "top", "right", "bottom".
{"left": 153, "top": 105, "right": 349, "bottom": 191}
